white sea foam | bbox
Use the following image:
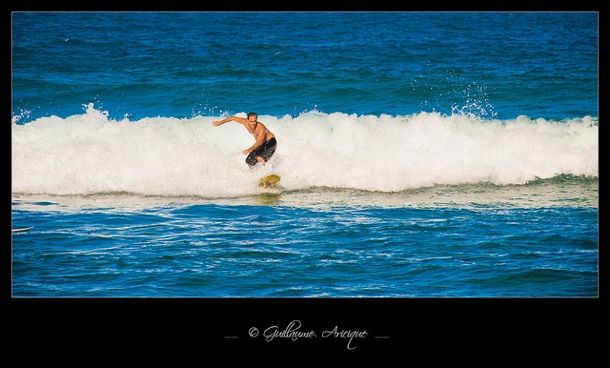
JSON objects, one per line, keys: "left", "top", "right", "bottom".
{"left": 12, "top": 105, "right": 598, "bottom": 197}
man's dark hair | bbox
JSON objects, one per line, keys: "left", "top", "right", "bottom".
{"left": 247, "top": 112, "right": 257, "bottom": 119}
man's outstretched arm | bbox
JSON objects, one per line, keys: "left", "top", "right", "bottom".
{"left": 211, "top": 116, "right": 248, "bottom": 126}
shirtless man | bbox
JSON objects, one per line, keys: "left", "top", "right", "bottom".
{"left": 212, "top": 112, "right": 277, "bottom": 167}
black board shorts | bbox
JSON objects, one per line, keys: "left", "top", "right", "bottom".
{"left": 246, "top": 138, "right": 277, "bottom": 167}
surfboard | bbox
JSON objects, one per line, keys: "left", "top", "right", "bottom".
{"left": 258, "top": 174, "right": 281, "bottom": 188}
{"left": 12, "top": 227, "right": 33, "bottom": 233}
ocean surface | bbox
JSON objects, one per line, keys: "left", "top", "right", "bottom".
{"left": 12, "top": 12, "right": 598, "bottom": 297}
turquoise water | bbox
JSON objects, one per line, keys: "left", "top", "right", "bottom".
{"left": 12, "top": 12, "right": 597, "bottom": 121}
{"left": 11, "top": 12, "right": 598, "bottom": 297}
{"left": 12, "top": 177, "right": 598, "bottom": 297}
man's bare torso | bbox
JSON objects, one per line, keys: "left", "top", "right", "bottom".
{"left": 245, "top": 121, "right": 275, "bottom": 142}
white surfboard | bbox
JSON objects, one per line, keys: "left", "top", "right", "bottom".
{"left": 12, "top": 227, "right": 33, "bottom": 233}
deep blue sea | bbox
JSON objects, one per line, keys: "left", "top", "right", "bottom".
{"left": 12, "top": 12, "right": 598, "bottom": 297}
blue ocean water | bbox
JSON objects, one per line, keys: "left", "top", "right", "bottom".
{"left": 13, "top": 189, "right": 598, "bottom": 297}
{"left": 12, "top": 12, "right": 597, "bottom": 121}
{"left": 11, "top": 12, "right": 598, "bottom": 297}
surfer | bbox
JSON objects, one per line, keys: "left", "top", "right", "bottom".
{"left": 212, "top": 112, "right": 277, "bottom": 167}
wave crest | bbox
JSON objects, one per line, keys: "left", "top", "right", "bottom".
{"left": 12, "top": 106, "right": 598, "bottom": 197}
